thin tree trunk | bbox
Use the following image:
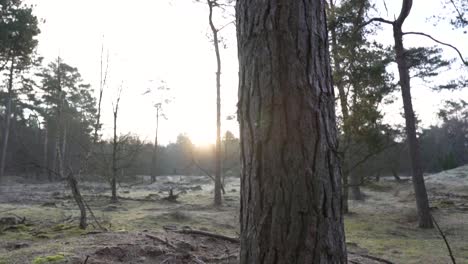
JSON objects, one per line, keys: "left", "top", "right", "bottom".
{"left": 111, "top": 103, "right": 118, "bottom": 202}
{"left": 62, "top": 124, "right": 67, "bottom": 164}
{"left": 151, "top": 107, "right": 159, "bottom": 183}
{"left": 93, "top": 43, "right": 107, "bottom": 144}
{"left": 0, "top": 59, "right": 14, "bottom": 178}
{"left": 393, "top": 0, "right": 433, "bottom": 228}
{"left": 42, "top": 122, "right": 48, "bottom": 178}
{"left": 236, "top": 0, "right": 347, "bottom": 262}
{"left": 55, "top": 93, "right": 65, "bottom": 180}
{"left": 349, "top": 173, "right": 364, "bottom": 200}
{"left": 342, "top": 171, "right": 350, "bottom": 213}
{"left": 208, "top": 0, "right": 222, "bottom": 206}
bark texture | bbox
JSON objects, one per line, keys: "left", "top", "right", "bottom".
{"left": 393, "top": 0, "right": 433, "bottom": 228}
{"left": 236, "top": 0, "right": 347, "bottom": 262}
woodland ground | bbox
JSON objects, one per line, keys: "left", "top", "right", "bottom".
{"left": 0, "top": 166, "right": 467, "bottom": 264}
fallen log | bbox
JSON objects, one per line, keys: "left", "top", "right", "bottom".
{"left": 173, "top": 229, "right": 239, "bottom": 244}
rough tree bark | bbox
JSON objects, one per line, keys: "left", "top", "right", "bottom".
{"left": 393, "top": 0, "right": 433, "bottom": 228}
{"left": 236, "top": 0, "right": 347, "bottom": 262}
{"left": 0, "top": 59, "right": 15, "bottom": 178}
{"left": 207, "top": 0, "right": 222, "bottom": 206}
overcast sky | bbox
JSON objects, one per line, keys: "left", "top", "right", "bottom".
{"left": 29, "top": 0, "right": 467, "bottom": 145}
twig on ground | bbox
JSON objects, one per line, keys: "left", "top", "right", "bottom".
{"left": 145, "top": 234, "right": 176, "bottom": 249}
{"left": 431, "top": 214, "right": 457, "bottom": 264}
{"left": 349, "top": 251, "right": 394, "bottom": 264}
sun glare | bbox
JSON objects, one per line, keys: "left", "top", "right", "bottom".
{"left": 188, "top": 132, "right": 216, "bottom": 147}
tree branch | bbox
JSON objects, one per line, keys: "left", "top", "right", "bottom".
{"left": 357, "top": 17, "right": 394, "bottom": 32}
{"left": 395, "top": 0, "right": 413, "bottom": 26}
{"left": 403, "top": 31, "right": 468, "bottom": 66}
{"left": 449, "top": 0, "right": 467, "bottom": 25}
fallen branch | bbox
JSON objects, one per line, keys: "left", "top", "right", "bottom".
{"left": 191, "top": 159, "right": 226, "bottom": 194}
{"left": 349, "top": 251, "right": 394, "bottom": 264}
{"left": 173, "top": 229, "right": 239, "bottom": 244}
{"left": 83, "top": 199, "right": 107, "bottom": 231}
{"left": 431, "top": 214, "right": 457, "bottom": 264}
{"left": 145, "top": 234, "right": 176, "bottom": 249}
{"left": 83, "top": 194, "right": 157, "bottom": 202}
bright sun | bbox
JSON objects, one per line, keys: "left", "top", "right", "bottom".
{"left": 188, "top": 132, "right": 216, "bottom": 147}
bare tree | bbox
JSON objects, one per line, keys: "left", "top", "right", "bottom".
{"left": 94, "top": 41, "right": 109, "bottom": 144}
{"left": 151, "top": 103, "right": 162, "bottom": 183}
{"left": 143, "top": 81, "right": 171, "bottom": 183}
{"left": 207, "top": 0, "right": 223, "bottom": 206}
{"left": 111, "top": 85, "right": 123, "bottom": 202}
{"left": 236, "top": 0, "right": 347, "bottom": 262}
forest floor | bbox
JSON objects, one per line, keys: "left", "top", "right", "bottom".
{"left": 0, "top": 166, "right": 467, "bottom": 264}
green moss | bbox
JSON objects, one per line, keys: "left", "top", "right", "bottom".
{"left": 343, "top": 211, "right": 468, "bottom": 263}
{"left": 32, "top": 254, "right": 65, "bottom": 264}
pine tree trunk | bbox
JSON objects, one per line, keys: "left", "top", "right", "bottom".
{"left": 342, "top": 171, "right": 349, "bottom": 213}
{"left": 55, "top": 93, "right": 65, "bottom": 180}
{"left": 236, "top": 0, "right": 347, "bottom": 262}
{"left": 0, "top": 60, "right": 14, "bottom": 178}
{"left": 392, "top": 0, "right": 433, "bottom": 228}
{"left": 208, "top": 0, "right": 222, "bottom": 206}
{"left": 62, "top": 124, "right": 67, "bottom": 164}
{"left": 42, "top": 122, "right": 49, "bottom": 178}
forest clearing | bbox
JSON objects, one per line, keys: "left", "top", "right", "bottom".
{"left": 1, "top": 166, "right": 468, "bottom": 263}
{"left": 1, "top": 0, "right": 467, "bottom": 263}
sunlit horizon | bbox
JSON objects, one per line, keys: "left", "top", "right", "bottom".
{"left": 28, "top": 0, "right": 467, "bottom": 146}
